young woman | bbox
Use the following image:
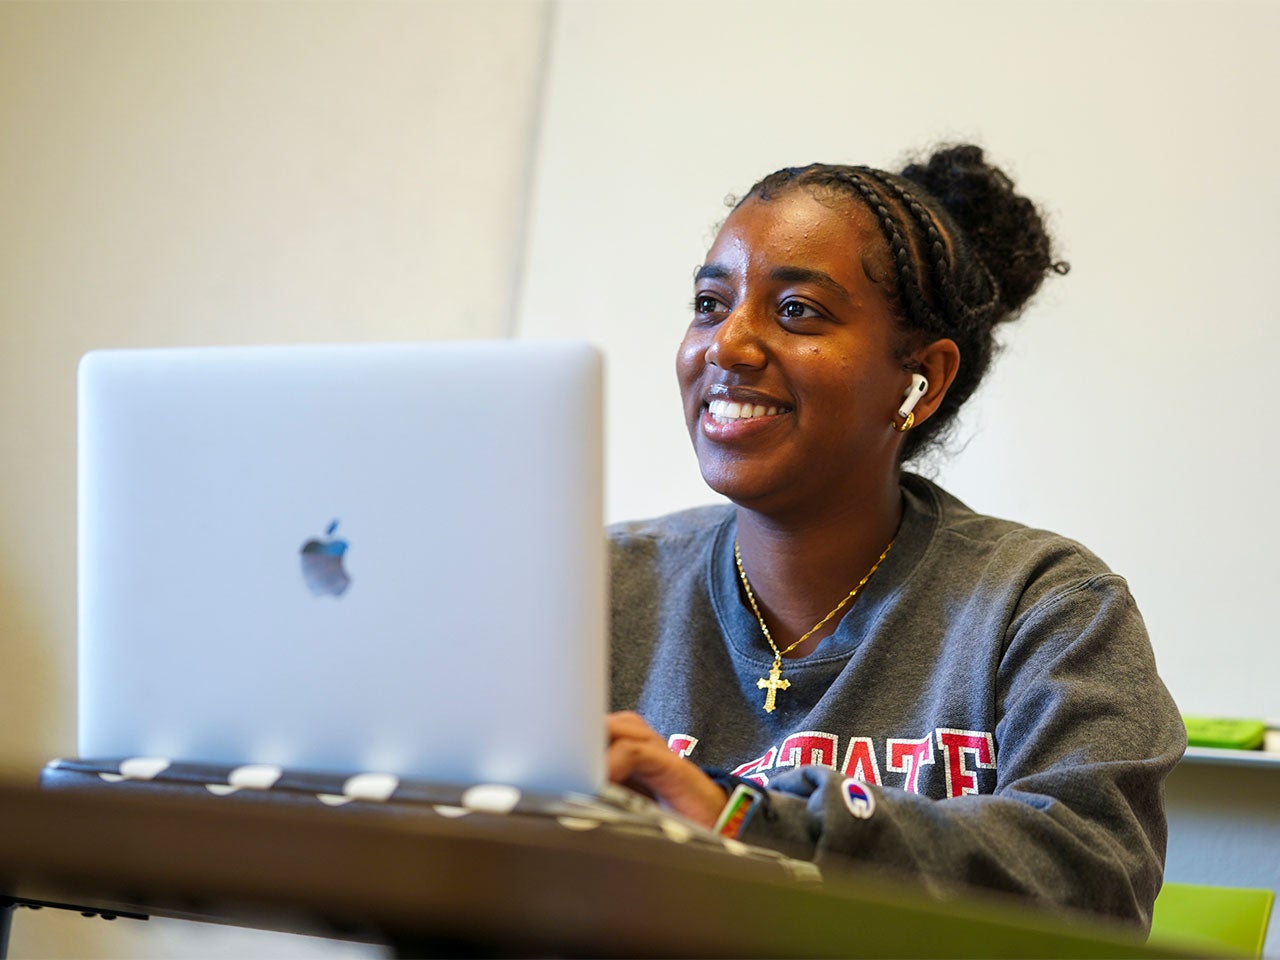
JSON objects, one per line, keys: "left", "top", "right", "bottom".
{"left": 604, "top": 145, "right": 1185, "bottom": 928}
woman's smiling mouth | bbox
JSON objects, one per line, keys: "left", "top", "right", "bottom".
{"left": 699, "top": 389, "right": 793, "bottom": 440}
{"left": 707, "top": 398, "right": 784, "bottom": 421}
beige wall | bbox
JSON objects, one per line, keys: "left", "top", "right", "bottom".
{"left": 7, "top": 0, "right": 1279, "bottom": 956}
{"left": 0, "top": 1, "right": 548, "bottom": 955}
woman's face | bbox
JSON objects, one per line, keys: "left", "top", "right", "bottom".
{"left": 677, "top": 189, "right": 913, "bottom": 516}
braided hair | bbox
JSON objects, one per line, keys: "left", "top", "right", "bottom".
{"left": 741, "top": 144, "right": 1066, "bottom": 462}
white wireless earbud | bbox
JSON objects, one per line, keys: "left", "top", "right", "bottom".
{"left": 898, "top": 374, "right": 928, "bottom": 419}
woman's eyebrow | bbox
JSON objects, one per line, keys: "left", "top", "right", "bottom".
{"left": 693, "top": 263, "right": 731, "bottom": 283}
{"left": 770, "top": 265, "right": 852, "bottom": 302}
{"left": 693, "top": 263, "right": 853, "bottom": 303}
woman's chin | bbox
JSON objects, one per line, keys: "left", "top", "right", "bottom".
{"left": 697, "top": 463, "right": 784, "bottom": 512}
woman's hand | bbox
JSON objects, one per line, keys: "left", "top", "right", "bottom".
{"left": 606, "top": 711, "right": 728, "bottom": 829}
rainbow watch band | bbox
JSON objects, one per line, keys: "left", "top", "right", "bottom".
{"left": 713, "top": 782, "right": 765, "bottom": 839}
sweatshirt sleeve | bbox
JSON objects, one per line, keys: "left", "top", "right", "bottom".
{"left": 732, "top": 574, "right": 1186, "bottom": 930}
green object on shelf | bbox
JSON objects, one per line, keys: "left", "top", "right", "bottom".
{"left": 1150, "top": 882, "right": 1274, "bottom": 958}
{"left": 1183, "top": 716, "right": 1266, "bottom": 750}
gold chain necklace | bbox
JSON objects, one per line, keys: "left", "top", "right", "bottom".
{"left": 734, "top": 537, "right": 894, "bottom": 714}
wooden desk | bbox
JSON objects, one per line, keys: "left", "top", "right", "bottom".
{"left": 0, "top": 779, "right": 1191, "bottom": 958}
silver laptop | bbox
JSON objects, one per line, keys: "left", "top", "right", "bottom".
{"left": 77, "top": 340, "right": 605, "bottom": 795}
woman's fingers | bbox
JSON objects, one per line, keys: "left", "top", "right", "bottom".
{"left": 605, "top": 711, "right": 728, "bottom": 828}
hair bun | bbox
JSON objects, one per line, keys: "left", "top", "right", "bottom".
{"left": 900, "top": 144, "right": 1063, "bottom": 321}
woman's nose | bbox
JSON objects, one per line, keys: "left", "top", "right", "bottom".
{"left": 705, "top": 308, "right": 767, "bottom": 370}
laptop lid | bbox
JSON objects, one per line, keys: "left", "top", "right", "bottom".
{"left": 77, "top": 340, "right": 605, "bottom": 795}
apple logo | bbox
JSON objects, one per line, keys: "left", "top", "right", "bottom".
{"left": 300, "top": 520, "right": 351, "bottom": 597}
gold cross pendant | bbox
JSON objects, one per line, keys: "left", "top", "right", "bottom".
{"left": 757, "top": 660, "right": 790, "bottom": 714}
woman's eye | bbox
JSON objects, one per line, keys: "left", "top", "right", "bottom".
{"left": 693, "top": 295, "right": 726, "bottom": 315}
{"left": 781, "top": 300, "right": 822, "bottom": 320}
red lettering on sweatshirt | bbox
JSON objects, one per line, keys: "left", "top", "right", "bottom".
{"left": 839, "top": 737, "right": 883, "bottom": 785}
{"left": 656, "top": 726, "right": 995, "bottom": 798}
{"left": 936, "top": 729, "right": 996, "bottom": 798}
{"left": 730, "top": 747, "right": 778, "bottom": 787}
{"left": 886, "top": 735, "right": 935, "bottom": 793}
{"left": 776, "top": 731, "right": 839, "bottom": 770}
{"left": 666, "top": 734, "right": 698, "bottom": 759}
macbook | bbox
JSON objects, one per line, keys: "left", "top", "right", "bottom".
{"left": 77, "top": 340, "right": 605, "bottom": 795}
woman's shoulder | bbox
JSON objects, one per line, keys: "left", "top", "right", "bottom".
{"left": 902, "top": 473, "right": 1120, "bottom": 597}
{"left": 608, "top": 502, "right": 734, "bottom": 555}
{"left": 607, "top": 503, "right": 734, "bottom": 606}
{"left": 899, "top": 476, "right": 1151, "bottom": 659}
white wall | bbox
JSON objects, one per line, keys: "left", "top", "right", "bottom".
{"left": 0, "top": 1, "right": 549, "bottom": 956}
{"left": 521, "top": 8, "right": 1280, "bottom": 951}
{"left": 518, "top": 0, "right": 1280, "bottom": 721}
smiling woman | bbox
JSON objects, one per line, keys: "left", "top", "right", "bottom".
{"left": 605, "top": 145, "right": 1186, "bottom": 930}
{"left": 678, "top": 187, "right": 941, "bottom": 525}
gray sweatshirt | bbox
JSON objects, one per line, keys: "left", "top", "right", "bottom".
{"left": 609, "top": 474, "right": 1185, "bottom": 928}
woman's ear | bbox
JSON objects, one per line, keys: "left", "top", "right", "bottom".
{"left": 908, "top": 338, "right": 961, "bottom": 427}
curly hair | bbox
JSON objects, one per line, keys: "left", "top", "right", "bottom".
{"left": 741, "top": 144, "right": 1067, "bottom": 461}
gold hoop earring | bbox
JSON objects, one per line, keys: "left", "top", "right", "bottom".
{"left": 892, "top": 411, "right": 915, "bottom": 433}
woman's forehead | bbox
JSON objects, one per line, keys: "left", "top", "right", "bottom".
{"left": 703, "top": 190, "right": 882, "bottom": 280}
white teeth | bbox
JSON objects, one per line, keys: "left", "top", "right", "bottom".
{"left": 707, "top": 399, "right": 784, "bottom": 421}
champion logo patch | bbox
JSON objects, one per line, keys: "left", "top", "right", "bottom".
{"left": 841, "top": 778, "right": 875, "bottom": 820}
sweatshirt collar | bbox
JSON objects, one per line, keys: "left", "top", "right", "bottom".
{"left": 708, "top": 473, "right": 941, "bottom": 666}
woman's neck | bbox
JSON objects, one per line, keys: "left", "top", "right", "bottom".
{"left": 733, "top": 476, "right": 903, "bottom": 658}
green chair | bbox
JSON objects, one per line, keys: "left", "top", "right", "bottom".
{"left": 1150, "top": 882, "right": 1274, "bottom": 958}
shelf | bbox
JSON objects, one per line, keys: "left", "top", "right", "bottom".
{"left": 1180, "top": 746, "right": 1280, "bottom": 769}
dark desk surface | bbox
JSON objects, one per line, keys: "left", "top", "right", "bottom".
{"left": 0, "top": 779, "right": 1190, "bottom": 958}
